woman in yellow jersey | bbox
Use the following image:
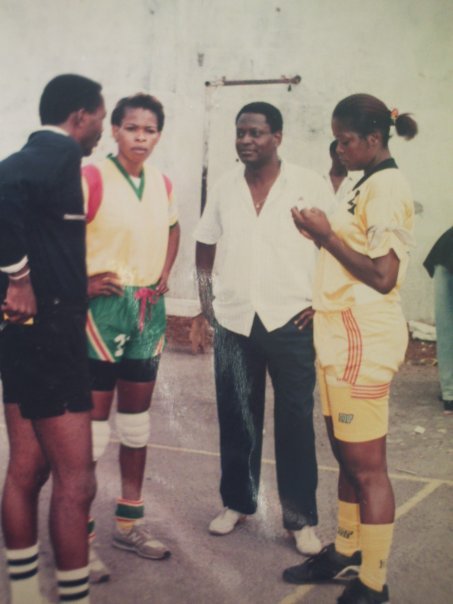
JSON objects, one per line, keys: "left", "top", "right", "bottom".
{"left": 283, "top": 94, "right": 417, "bottom": 604}
{"left": 82, "top": 94, "right": 180, "bottom": 580}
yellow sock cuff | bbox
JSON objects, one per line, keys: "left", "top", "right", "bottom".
{"left": 335, "top": 500, "right": 361, "bottom": 556}
{"left": 359, "top": 523, "right": 394, "bottom": 591}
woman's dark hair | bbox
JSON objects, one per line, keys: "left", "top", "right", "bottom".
{"left": 332, "top": 93, "right": 418, "bottom": 146}
{"left": 111, "top": 93, "right": 165, "bottom": 131}
{"left": 236, "top": 102, "right": 283, "bottom": 133}
{"left": 39, "top": 74, "right": 103, "bottom": 125}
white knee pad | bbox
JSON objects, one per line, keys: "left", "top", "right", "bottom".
{"left": 116, "top": 411, "right": 150, "bottom": 448}
{"left": 91, "top": 420, "right": 111, "bottom": 462}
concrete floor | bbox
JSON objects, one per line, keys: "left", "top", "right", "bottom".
{"left": 0, "top": 348, "right": 452, "bottom": 603}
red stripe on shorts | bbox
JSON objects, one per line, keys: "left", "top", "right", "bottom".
{"left": 86, "top": 310, "right": 114, "bottom": 362}
{"left": 351, "top": 383, "right": 390, "bottom": 399}
{"left": 341, "top": 309, "right": 362, "bottom": 385}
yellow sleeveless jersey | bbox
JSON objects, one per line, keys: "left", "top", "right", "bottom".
{"left": 83, "top": 156, "right": 178, "bottom": 286}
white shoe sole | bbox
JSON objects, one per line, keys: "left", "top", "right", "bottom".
{"left": 112, "top": 539, "right": 171, "bottom": 560}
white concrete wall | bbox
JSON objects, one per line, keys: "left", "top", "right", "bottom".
{"left": 1, "top": 0, "right": 452, "bottom": 322}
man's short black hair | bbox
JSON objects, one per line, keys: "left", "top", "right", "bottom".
{"left": 235, "top": 102, "right": 283, "bottom": 133}
{"left": 39, "top": 74, "right": 103, "bottom": 125}
{"left": 111, "top": 94, "right": 165, "bottom": 131}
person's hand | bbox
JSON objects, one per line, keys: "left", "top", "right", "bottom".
{"left": 2, "top": 276, "right": 37, "bottom": 323}
{"left": 155, "top": 271, "right": 170, "bottom": 295}
{"left": 291, "top": 207, "right": 333, "bottom": 245}
{"left": 88, "top": 272, "right": 123, "bottom": 298}
{"left": 293, "top": 306, "right": 315, "bottom": 331}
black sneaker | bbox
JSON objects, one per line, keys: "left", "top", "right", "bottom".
{"left": 282, "top": 543, "right": 361, "bottom": 585}
{"left": 337, "top": 578, "right": 390, "bottom": 603}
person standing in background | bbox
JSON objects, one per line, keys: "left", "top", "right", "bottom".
{"left": 424, "top": 227, "right": 453, "bottom": 414}
{"left": 325, "top": 140, "right": 360, "bottom": 203}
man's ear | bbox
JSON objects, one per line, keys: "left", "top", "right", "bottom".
{"left": 67, "top": 108, "right": 85, "bottom": 130}
{"left": 273, "top": 130, "right": 283, "bottom": 147}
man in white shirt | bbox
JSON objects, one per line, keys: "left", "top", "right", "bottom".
{"left": 195, "top": 102, "right": 333, "bottom": 555}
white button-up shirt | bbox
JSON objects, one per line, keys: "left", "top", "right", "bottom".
{"left": 194, "top": 160, "right": 334, "bottom": 336}
{"left": 323, "top": 172, "right": 361, "bottom": 204}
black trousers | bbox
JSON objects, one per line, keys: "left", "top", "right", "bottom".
{"left": 214, "top": 314, "right": 318, "bottom": 530}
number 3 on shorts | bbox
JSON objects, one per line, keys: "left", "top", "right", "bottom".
{"left": 114, "top": 333, "right": 129, "bottom": 358}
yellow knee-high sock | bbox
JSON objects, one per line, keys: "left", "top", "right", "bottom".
{"left": 335, "top": 500, "right": 361, "bottom": 556}
{"left": 7, "top": 544, "right": 41, "bottom": 604}
{"left": 359, "top": 523, "right": 394, "bottom": 591}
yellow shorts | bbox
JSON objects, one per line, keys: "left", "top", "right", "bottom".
{"left": 314, "top": 302, "right": 408, "bottom": 443}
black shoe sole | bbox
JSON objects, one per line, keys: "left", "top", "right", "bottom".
{"left": 283, "top": 565, "right": 360, "bottom": 585}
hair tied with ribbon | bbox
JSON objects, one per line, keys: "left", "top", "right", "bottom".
{"left": 390, "top": 107, "right": 399, "bottom": 125}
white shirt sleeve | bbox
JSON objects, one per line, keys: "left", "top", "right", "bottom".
{"left": 193, "top": 180, "right": 223, "bottom": 244}
{"left": 310, "top": 172, "right": 337, "bottom": 216}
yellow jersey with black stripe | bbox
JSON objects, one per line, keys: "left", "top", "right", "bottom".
{"left": 313, "top": 159, "right": 414, "bottom": 312}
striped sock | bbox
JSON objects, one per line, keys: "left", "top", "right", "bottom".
{"left": 359, "top": 523, "right": 394, "bottom": 591}
{"left": 7, "top": 544, "right": 41, "bottom": 604}
{"left": 335, "top": 500, "right": 361, "bottom": 556}
{"left": 115, "top": 497, "right": 144, "bottom": 533}
{"left": 57, "top": 567, "right": 89, "bottom": 603}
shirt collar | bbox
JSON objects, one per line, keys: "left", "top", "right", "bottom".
{"left": 353, "top": 158, "right": 397, "bottom": 190}
{"left": 238, "top": 157, "right": 287, "bottom": 181}
{"left": 34, "top": 125, "right": 70, "bottom": 137}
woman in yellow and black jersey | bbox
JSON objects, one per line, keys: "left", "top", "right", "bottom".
{"left": 283, "top": 94, "right": 418, "bottom": 604}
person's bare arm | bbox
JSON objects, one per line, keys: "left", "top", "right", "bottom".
{"left": 195, "top": 241, "right": 216, "bottom": 325}
{"left": 292, "top": 207, "right": 399, "bottom": 294}
{"left": 156, "top": 223, "right": 181, "bottom": 295}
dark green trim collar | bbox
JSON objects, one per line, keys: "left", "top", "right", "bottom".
{"left": 108, "top": 154, "right": 145, "bottom": 200}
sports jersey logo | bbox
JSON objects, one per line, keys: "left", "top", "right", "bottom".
{"left": 338, "top": 412, "right": 354, "bottom": 424}
{"left": 337, "top": 527, "right": 353, "bottom": 539}
{"left": 347, "top": 190, "right": 360, "bottom": 215}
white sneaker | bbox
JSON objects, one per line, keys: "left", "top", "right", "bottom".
{"left": 291, "top": 525, "right": 322, "bottom": 555}
{"left": 89, "top": 543, "right": 111, "bottom": 583}
{"left": 209, "top": 508, "right": 246, "bottom": 535}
